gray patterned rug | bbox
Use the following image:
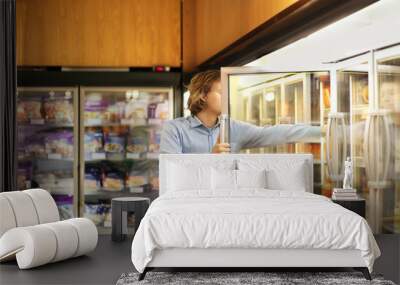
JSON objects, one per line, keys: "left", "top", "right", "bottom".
{"left": 116, "top": 271, "right": 396, "bottom": 285}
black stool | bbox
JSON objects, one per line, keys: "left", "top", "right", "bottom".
{"left": 111, "top": 197, "right": 150, "bottom": 242}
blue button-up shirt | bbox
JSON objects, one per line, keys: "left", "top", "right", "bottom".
{"left": 160, "top": 115, "right": 321, "bottom": 154}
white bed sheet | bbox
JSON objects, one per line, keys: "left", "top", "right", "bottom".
{"left": 131, "top": 190, "right": 380, "bottom": 273}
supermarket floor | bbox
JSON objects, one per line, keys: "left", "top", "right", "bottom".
{"left": 0, "top": 235, "right": 134, "bottom": 285}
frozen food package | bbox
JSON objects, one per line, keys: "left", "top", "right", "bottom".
{"left": 85, "top": 128, "right": 104, "bottom": 158}
{"left": 104, "top": 127, "right": 126, "bottom": 154}
{"left": 84, "top": 203, "right": 106, "bottom": 226}
{"left": 84, "top": 166, "right": 102, "bottom": 192}
{"left": 26, "top": 135, "right": 46, "bottom": 158}
{"left": 84, "top": 93, "right": 109, "bottom": 125}
{"left": 147, "top": 103, "right": 157, "bottom": 119}
{"left": 17, "top": 102, "right": 29, "bottom": 123}
{"left": 104, "top": 101, "right": 125, "bottom": 123}
{"left": 44, "top": 97, "right": 74, "bottom": 124}
{"left": 125, "top": 99, "right": 148, "bottom": 120}
{"left": 26, "top": 99, "right": 43, "bottom": 121}
{"left": 148, "top": 168, "right": 159, "bottom": 191}
{"left": 126, "top": 128, "right": 148, "bottom": 154}
{"left": 103, "top": 169, "right": 125, "bottom": 191}
{"left": 103, "top": 206, "right": 112, "bottom": 228}
{"left": 155, "top": 101, "right": 169, "bottom": 120}
{"left": 53, "top": 194, "right": 74, "bottom": 220}
{"left": 148, "top": 128, "right": 161, "bottom": 153}
{"left": 45, "top": 131, "right": 74, "bottom": 159}
{"left": 17, "top": 164, "right": 33, "bottom": 190}
{"left": 126, "top": 169, "right": 148, "bottom": 191}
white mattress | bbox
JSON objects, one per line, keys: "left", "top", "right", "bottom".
{"left": 131, "top": 190, "right": 380, "bottom": 273}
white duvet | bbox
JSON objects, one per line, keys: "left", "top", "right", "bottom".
{"left": 131, "top": 190, "right": 380, "bottom": 273}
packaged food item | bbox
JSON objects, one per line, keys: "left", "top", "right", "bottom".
{"left": 84, "top": 93, "right": 109, "bottom": 125}
{"left": 147, "top": 103, "right": 157, "bottom": 119}
{"left": 103, "top": 206, "right": 112, "bottom": 228}
{"left": 125, "top": 99, "right": 148, "bottom": 120}
{"left": 84, "top": 128, "right": 104, "bottom": 159}
{"left": 53, "top": 194, "right": 74, "bottom": 220}
{"left": 104, "top": 101, "right": 125, "bottom": 123}
{"left": 17, "top": 164, "right": 32, "bottom": 190}
{"left": 104, "top": 127, "right": 126, "bottom": 154}
{"left": 126, "top": 128, "right": 148, "bottom": 155}
{"left": 126, "top": 170, "right": 148, "bottom": 193}
{"left": 45, "top": 131, "right": 74, "bottom": 159}
{"left": 84, "top": 166, "right": 102, "bottom": 192}
{"left": 26, "top": 135, "right": 46, "bottom": 158}
{"left": 33, "top": 171, "right": 74, "bottom": 195}
{"left": 148, "top": 128, "right": 161, "bottom": 153}
{"left": 148, "top": 168, "right": 159, "bottom": 190}
{"left": 84, "top": 203, "right": 109, "bottom": 226}
{"left": 17, "top": 102, "right": 29, "bottom": 123}
{"left": 103, "top": 170, "right": 125, "bottom": 191}
{"left": 155, "top": 101, "right": 169, "bottom": 120}
{"left": 24, "top": 99, "right": 43, "bottom": 121}
{"left": 44, "top": 97, "right": 73, "bottom": 124}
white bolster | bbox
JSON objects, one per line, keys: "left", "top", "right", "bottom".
{"left": 0, "top": 196, "right": 17, "bottom": 237}
{"left": 0, "top": 218, "right": 97, "bottom": 269}
{"left": 1, "top": 192, "right": 39, "bottom": 227}
{"left": 23, "top": 189, "right": 60, "bottom": 223}
{"left": 65, "top": 218, "right": 98, "bottom": 257}
{"left": 0, "top": 226, "right": 57, "bottom": 269}
{"left": 42, "top": 221, "right": 79, "bottom": 262}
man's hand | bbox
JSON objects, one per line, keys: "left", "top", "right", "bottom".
{"left": 212, "top": 137, "right": 231, "bottom": 153}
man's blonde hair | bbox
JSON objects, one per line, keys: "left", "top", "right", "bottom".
{"left": 187, "top": 70, "right": 221, "bottom": 115}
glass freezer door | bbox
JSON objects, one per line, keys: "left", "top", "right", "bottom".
{"left": 16, "top": 87, "right": 79, "bottom": 220}
{"left": 221, "top": 67, "right": 330, "bottom": 194}
{"left": 373, "top": 46, "right": 400, "bottom": 233}
{"left": 80, "top": 87, "right": 173, "bottom": 233}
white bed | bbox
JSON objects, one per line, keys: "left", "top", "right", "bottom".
{"left": 131, "top": 154, "right": 380, "bottom": 280}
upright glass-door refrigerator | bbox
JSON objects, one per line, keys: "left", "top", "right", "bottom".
{"left": 16, "top": 87, "right": 79, "bottom": 219}
{"left": 222, "top": 67, "right": 329, "bottom": 195}
{"left": 328, "top": 46, "right": 400, "bottom": 234}
{"left": 80, "top": 87, "right": 173, "bottom": 233}
{"left": 221, "top": 44, "right": 400, "bottom": 234}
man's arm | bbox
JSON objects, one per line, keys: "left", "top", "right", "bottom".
{"left": 160, "top": 121, "right": 183, "bottom": 154}
{"left": 232, "top": 120, "right": 322, "bottom": 149}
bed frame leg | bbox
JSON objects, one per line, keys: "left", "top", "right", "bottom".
{"left": 354, "top": 267, "right": 371, "bottom": 280}
{"left": 138, "top": 268, "right": 148, "bottom": 281}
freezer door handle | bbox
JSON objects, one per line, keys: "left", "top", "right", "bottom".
{"left": 363, "top": 110, "right": 392, "bottom": 189}
{"left": 326, "top": 112, "right": 347, "bottom": 182}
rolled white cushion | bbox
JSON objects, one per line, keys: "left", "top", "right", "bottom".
{"left": 0, "top": 226, "right": 57, "bottom": 269}
{"left": 23, "top": 189, "right": 59, "bottom": 223}
{"left": 0, "top": 196, "right": 16, "bottom": 237}
{"left": 1, "top": 192, "right": 39, "bottom": 227}
{"left": 42, "top": 221, "right": 79, "bottom": 262}
{"left": 0, "top": 218, "right": 97, "bottom": 269}
{"left": 64, "top": 218, "right": 98, "bottom": 257}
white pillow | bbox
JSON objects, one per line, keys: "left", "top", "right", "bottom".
{"left": 167, "top": 162, "right": 212, "bottom": 191}
{"left": 236, "top": 169, "right": 267, "bottom": 189}
{"left": 237, "top": 159, "right": 307, "bottom": 191}
{"left": 265, "top": 161, "right": 306, "bottom": 191}
{"left": 211, "top": 168, "right": 236, "bottom": 190}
